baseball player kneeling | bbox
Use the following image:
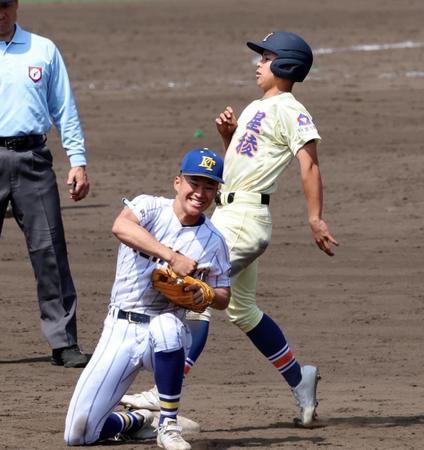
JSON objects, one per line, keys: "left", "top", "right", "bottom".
{"left": 64, "top": 148, "right": 231, "bottom": 450}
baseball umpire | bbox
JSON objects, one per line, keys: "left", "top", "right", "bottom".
{"left": 0, "top": 0, "right": 89, "bottom": 367}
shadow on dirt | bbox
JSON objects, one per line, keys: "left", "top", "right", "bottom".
{"left": 323, "top": 414, "right": 424, "bottom": 428}
{"left": 0, "top": 354, "right": 93, "bottom": 364}
{"left": 195, "top": 415, "right": 424, "bottom": 448}
{"left": 192, "top": 435, "right": 325, "bottom": 449}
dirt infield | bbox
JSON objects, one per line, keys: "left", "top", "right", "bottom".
{"left": 1, "top": 0, "right": 424, "bottom": 448}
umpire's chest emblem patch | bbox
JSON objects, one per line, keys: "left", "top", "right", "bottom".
{"left": 28, "top": 66, "right": 43, "bottom": 83}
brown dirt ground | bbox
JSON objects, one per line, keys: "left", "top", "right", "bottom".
{"left": 1, "top": 0, "right": 424, "bottom": 449}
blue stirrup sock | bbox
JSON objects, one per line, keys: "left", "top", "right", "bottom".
{"left": 154, "top": 348, "right": 185, "bottom": 425}
{"left": 246, "top": 313, "right": 302, "bottom": 387}
{"left": 185, "top": 319, "right": 209, "bottom": 375}
{"left": 99, "top": 410, "right": 144, "bottom": 440}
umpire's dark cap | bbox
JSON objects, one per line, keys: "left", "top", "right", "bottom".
{"left": 0, "top": 0, "right": 16, "bottom": 5}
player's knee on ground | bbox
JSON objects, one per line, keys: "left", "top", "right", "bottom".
{"left": 64, "top": 412, "right": 98, "bottom": 446}
{"left": 149, "top": 313, "right": 191, "bottom": 353}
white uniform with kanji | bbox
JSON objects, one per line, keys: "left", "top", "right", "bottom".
{"left": 209, "top": 92, "right": 321, "bottom": 332}
{"left": 65, "top": 195, "right": 230, "bottom": 445}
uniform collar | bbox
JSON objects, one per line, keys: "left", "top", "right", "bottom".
{"left": 9, "top": 24, "right": 29, "bottom": 44}
{"left": 182, "top": 214, "right": 206, "bottom": 227}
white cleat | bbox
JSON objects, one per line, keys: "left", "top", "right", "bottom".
{"left": 157, "top": 418, "right": 191, "bottom": 450}
{"left": 292, "top": 365, "right": 320, "bottom": 427}
{"left": 151, "top": 411, "right": 201, "bottom": 435}
{"left": 121, "top": 386, "right": 160, "bottom": 411}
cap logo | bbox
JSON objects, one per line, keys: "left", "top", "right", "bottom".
{"left": 198, "top": 156, "right": 216, "bottom": 172}
{"left": 262, "top": 32, "right": 274, "bottom": 42}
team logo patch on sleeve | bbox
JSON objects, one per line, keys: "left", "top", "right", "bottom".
{"left": 297, "top": 113, "right": 317, "bottom": 136}
{"left": 28, "top": 66, "right": 42, "bottom": 83}
{"left": 297, "top": 113, "right": 311, "bottom": 126}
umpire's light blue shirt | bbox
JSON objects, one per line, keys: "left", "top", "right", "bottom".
{"left": 0, "top": 24, "right": 86, "bottom": 167}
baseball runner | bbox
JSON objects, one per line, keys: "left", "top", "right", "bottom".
{"left": 123, "top": 31, "right": 338, "bottom": 428}
{"left": 0, "top": 0, "right": 89, "bottom": 367}
{"left": 65, "top": 148, "right": 231, "bottom": 450}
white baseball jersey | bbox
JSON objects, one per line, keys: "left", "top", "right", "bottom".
{"left": 64, "top": 194, "right": 230, "bottom": 445}
{"left": 223, "top": 92, "right": 321, "bottom": 194}
{"left": 110, "top": 194, "right": 231, "bottom": 316}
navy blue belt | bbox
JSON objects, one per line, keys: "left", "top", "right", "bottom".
{"left": 117, "top": 310, "right": 150, "bottom": 323}
{"left": 0, "top": 134, "right": 46, "bottom": 151}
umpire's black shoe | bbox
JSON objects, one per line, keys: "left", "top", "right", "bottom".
{"left": 51, "top": 345, "right": 88, "bottom": 368}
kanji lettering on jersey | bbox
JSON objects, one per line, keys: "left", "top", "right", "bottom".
{"left": 236, "top": 132, "right": 258, "bottom": 158}
{"left": 236, "top": 110, "right": 266, "bottom": 158}
{"left": 246, "top": 111, "right": 266, "bottom": 133}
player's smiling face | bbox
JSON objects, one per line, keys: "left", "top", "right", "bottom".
{"left": 256, "top": 50, "right": 278, "bottom": 93}
{"left": 173, "top": 174, "right": 219, "bottom": 225}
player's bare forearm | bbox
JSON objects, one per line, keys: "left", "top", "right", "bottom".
{"left": 297, "top": 142, "right": 322, "bottom": 220}
{"left": 112, "top": 209, "right": 197, "bottom": 273}
{"left": 112, "top": 212, "right": 170, "bottom": 258}
{"left": 211, "top": 287, "right": 231, "bottom": 310}
{"left": 300, "top": 161, "right": 323, "bottom": 224}
{"left": 297, "top": 143, "right": 339, "bottom": 256}
{"left": 221, "top": 136, "right": 233, "bottom": 151}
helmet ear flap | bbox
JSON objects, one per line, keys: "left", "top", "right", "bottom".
{"left": 270, "top": 58, "right": 295, "bottom": 80}
{"left": 270, "top": 55, "right": 312, "bottom": 82}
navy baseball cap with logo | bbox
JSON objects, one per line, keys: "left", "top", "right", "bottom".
{"left": 180, "top": 148, "right": 224, "bottom": 184}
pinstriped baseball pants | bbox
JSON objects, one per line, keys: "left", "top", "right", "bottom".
{"left": 65, "top": 308, "right": 191, "bottom": 445}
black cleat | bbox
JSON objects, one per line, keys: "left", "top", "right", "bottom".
{"left": 51, "top": 345, "right": 88, "bottom": 368}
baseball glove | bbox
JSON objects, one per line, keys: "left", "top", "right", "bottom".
{"left": 151, "top": 267, "right": 214, "bottom": 313}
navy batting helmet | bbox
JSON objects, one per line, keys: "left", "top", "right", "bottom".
{"left": 247, "top": 31, "right": 313, "bottom": 82}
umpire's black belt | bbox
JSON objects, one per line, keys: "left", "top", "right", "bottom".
{"left": 118, "top": 309, "right": 151, "bottom": 323}
{"left": 0, "top": 134, "right": 46, "bottom": 151}
{"left": 215, "top": 191, "right": 270, "bottom": 206}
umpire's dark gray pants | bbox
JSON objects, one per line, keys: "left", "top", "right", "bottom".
{"left": 0, "top": 144, "right": 78, "bottom": 350}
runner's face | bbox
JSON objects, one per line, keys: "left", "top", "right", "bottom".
{"left": 255, "top": 50, "right": 278, "bottom": 91}
{"left": 0, "top": 0, "right": 18, "bottom": 42}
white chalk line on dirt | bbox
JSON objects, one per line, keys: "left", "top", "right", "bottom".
{"left": 74, "top": 41, "right": 424, "bottom": 93}
{"left": 380, "top": 71, "right": 424, "bottom": 79}
{"left": 73, "top": 67, "right": 424, "bottom": 93}
{"left": 75, "top": 66, "right": 424, "bottom": 93}
{"left": 314, "top": 40, "right": 424, "bottom": 55}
